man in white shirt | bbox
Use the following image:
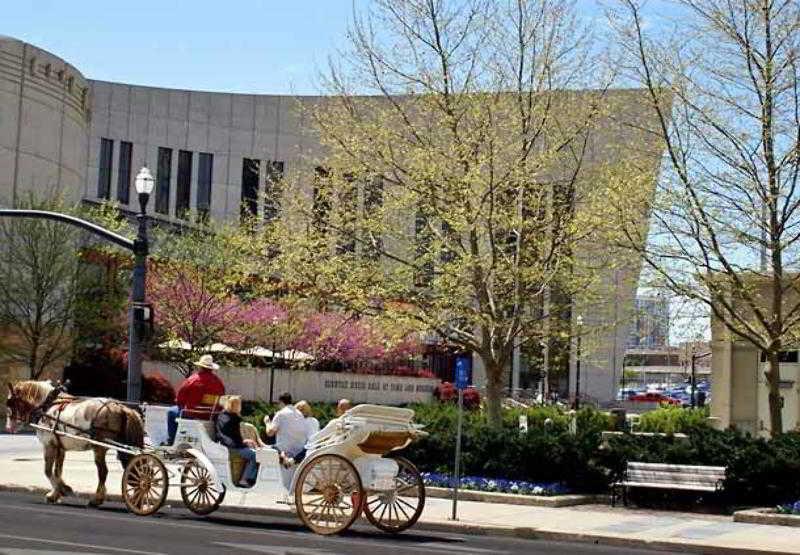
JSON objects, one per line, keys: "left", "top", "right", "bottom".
{"left": 265, "top": 392, "right": 307, "bottom": 467}
{"left": 295, "top": 400, "right": 320, "bottom": 440}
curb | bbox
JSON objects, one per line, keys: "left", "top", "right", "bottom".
{"left": 424, "top": 487, "right": 604, "bottom": 507}
{"left": 2, "top": 484, "right": 796, "bottom": 555}
{"left": 734, "top": 508, "right": 800, "bottom": 528}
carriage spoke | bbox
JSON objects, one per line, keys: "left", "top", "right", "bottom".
{"left": 395, "top": 500, "right": 411, "bottom": 521}
{"left": 396, "top": 497, "right": 418, "bottom": 512}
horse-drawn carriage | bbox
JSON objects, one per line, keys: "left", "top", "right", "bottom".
{"left": 5, "top": 381, "right": 427, "bottom": 536}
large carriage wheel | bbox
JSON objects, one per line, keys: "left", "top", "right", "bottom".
{"left": 295, "top": 454, "right": 364, "bottom": 535}
{"left": 122, "top": 454, "right": 169, "bottom": 516}
{"left": 363, "top": 456, "right": 425, "bottom": 533}
{"left": 180, "top": 458, "right": 226, "bottom": 516}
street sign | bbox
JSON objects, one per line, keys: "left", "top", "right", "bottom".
{"left": 451, "top": 354, "right": 471, "bottom": 521}
{"left": 455, "top": 356, "right": 471, "bottom": 390}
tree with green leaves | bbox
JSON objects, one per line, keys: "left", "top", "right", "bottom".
{"left": 267, "top": 0, "right": 655, "bottom": 424}
{"left": 0, "top": 197, "right": 82, "bottom": 379}
{"left": 608, "top": 0, "right": 800, "bottom": 436}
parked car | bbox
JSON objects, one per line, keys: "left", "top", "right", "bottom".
{"left": 629, "top": 391, "right": 682, "bottom": 405}
{"left": 617, "top": 388, "right": 638, "bottom": 401}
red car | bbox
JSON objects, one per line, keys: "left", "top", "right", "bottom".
{"left": 629, "top": 392, "right": 681, "bottom": 405}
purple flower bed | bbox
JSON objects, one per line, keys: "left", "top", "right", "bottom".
{"left": 777, "top": 501, "right": 800, "bottom": 515}
{"left": 421, "top": 472, "right": 568, "bottom": 496}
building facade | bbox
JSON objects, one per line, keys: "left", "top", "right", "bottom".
{"left": 0, "top": 36, "right": 662, "bottom": 405}
{"left": 627, "top": 294, "right": 670, "bottom": 348}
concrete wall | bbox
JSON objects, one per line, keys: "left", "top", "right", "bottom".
{"left": 144, "top": 361, "right": 438, "bottom": 405}
{"left": 0, "top": 36, "right": 89, "bottom": 207}
{"left": 85, "top": 83, "right": 321, "bottom": 223}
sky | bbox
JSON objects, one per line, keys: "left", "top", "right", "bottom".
{"left": 1, "top": 0, "right": 667, "bottom": 95}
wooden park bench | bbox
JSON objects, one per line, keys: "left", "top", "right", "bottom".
{"left": 611, "top": 462, "right": 726, "bottom": 507}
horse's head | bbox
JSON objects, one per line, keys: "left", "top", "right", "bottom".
{"left": 5, "top": 381, "right": 54, "bottom": 433}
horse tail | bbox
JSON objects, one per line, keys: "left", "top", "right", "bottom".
{"left": 116, "top": 406, "right": 145, "bottom": 469}
{"left": 122, "top": 406, "right": 145, "bottom": 449}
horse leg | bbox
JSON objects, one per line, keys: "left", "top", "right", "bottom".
{"left": 43, "top": 445, "right": 60, "bottom": 503}
{"left": 54, "top": 448, "right": 73, "bottom": 497}
{"left": 89, "top": 447, "right": 108, "bottom": 507}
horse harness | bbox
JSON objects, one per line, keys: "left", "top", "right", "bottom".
{"left": 26, "top": 392, "right": 122, "bottom": 447}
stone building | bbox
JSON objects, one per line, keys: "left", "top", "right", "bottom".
{"left": 711, "top": 275, "right": 800, "bottom": 436}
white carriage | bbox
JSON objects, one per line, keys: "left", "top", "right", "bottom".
{"left": 122, "top": 403, "right": 427, "bottom": 535}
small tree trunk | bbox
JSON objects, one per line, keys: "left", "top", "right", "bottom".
{"left": 484, "top": 361, "right": 505, "bottom": 427}
{"left": 766, "top": 351, "right": 783, "bottom": 437}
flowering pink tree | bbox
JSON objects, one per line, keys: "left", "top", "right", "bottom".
{"left": 147, "top": 263, "right": 289, "bottom": 375}
{"left": 291, "top": 311, "right": 426, "bottom": 374}
{"left": 292, "top": 312, "right": 386, "bottom": 363}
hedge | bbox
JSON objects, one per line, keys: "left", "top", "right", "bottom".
{"left": 242, "top": 400, "right": 800, "bottom": 506}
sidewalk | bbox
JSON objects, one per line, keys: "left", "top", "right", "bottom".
{"left": 1, "top": 439, "right": 797, "bottom": 555}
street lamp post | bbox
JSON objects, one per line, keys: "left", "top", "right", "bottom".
{"left": 574, "top": 314, "right": 583, "bottom": 410}
{"left": 690, "top": 350, "right": 711, "bottom": 409}
{"left": 127, "top": 167, "right": 154, "bottom": 402}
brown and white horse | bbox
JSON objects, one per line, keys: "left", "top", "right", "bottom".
{"left": 5, "top": 380, "right": 145, "bottom": 506}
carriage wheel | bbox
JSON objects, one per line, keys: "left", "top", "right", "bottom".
{"left": 363, "top": 456, "right": 425, "bottom": 533}
{"left": 295, "top": 454, "right": 364, "bottom": 535}
{"left": 180, "top": 458, "right": 226, "bottom": 515}
{"left": 121, "top": 454, "right": 169, "bottom": 516}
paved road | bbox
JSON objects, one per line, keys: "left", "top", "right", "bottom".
{"left": 0, "top": 491, "right": 682, "bottom": 555}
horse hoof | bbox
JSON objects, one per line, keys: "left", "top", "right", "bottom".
{"left": 45, "top": 496, "right": 58, "bottom": 504}
{"left": 88, "top": 498, "right": 103, "bottom": 508}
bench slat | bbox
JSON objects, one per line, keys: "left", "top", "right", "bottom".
{"left": 619, "top": 481, "right": 719, "bottom": 492}
{"left": 620, "top": 461, "right": 726, "bottom": 494}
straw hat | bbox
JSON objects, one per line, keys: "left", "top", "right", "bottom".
{"left": 193, "top": 354, "right": 220, "bottom": 371}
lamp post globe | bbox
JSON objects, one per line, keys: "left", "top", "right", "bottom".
{"left": 134, "top": 166, "right": 154, "bottom": 214}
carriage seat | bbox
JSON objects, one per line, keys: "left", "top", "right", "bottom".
{"left": 180, "top": 394, "right": 224, "bottom": 420}
{"left": 225, "top": 422, "right": 266, "bottom": 482}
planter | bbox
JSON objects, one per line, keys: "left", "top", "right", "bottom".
{"left": 425, "top": 487, "right": 605, "bottom": 507}
{"left": 733, "top": 508, "right": 800, "bottom": 527}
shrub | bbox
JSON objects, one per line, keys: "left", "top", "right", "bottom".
{"left": 462, "top": 387, "right": 481, "bottom": 410}
{"left": 400, "top": 403, "right": 611, "bottom": 492}
{"left": 433, "top": 382, "right": 480, "bottom": 410}
{"left": 141, "top": 371, "right": 176, "bottom": 404}
{"left": 63, "top": 345, "right": 127, "bottom": 399}
{"left": 434, "top": 381, "right": 456, "bottom": 402}
{"left": 636, "top": 406, "right": 710, "bottom": 434}
{"left": 597, "top": 427, "right": 800, "bottom": 507}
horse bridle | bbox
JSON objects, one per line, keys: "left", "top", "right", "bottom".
{"left": 6, "top": 381, "right": 70, "bottom": 427}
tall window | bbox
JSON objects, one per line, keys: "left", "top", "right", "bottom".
{"left": 264, "top": 160, "right": 284, "bottom": 223}
{"left": 415, "top": 209, "right": 434, "bottom": 287}
{"left": 176, "top": 150, "right": 193, "bottom": 218}
{"left": 97, "top": 138, "right": 113, "bottom": 200}
{"left": 312, "top": 167, "right": 332, "bottom": 233}
{"left": 197, "top": 152, "right": 213, "bottom": 220}
{"left": 116, "top": 141, "right": 132, "bottom": 204}
{"left": 364, "top": 177, "right": 383, "bottom": 259}
{"left": 156, "top": 147, "right": 172, "bottom": 215}
{"left": 241, "top": 158, "right": 260, "bottom": 221}
{"left": 336, "top": 175, "right": 358, "bottom": 254}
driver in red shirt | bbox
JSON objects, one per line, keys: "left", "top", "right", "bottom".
{"left": 165, "top": 354, "right": 225, "bottom": 445}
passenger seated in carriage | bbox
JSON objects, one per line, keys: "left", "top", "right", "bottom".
{"left": 264, "top": 392, "right": 307, "bottom": 468}
{"left": 215, "top": 396, "right": 259, "bottom": 487}
{"left": 165, "top": 354, "right": 226, "bottom": 445}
